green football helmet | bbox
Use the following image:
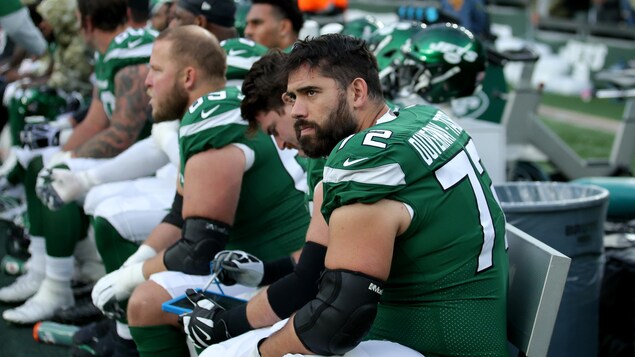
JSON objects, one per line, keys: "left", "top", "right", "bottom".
{"left": 401, "top": 23, "right": 487, "bottom": 103}
{"left": 341, "top": 15, "right": 384, "bottom": 42}
{"left": 367, "top": 21, "right": 427, "bottom": 99}
{"left": 15, "top": 87, "right": 70, "bottom": 119}
{"left": 220, "top": 38, "right": 269, "bottom": 81}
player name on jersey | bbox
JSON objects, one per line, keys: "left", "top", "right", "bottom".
{"left": 408, "top": 111, "right": 464, "bottom": 166}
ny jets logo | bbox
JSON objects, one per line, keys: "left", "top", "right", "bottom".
{"left": 429, "top": 41, "right": 478, "bottom": 64}
{"left": 343, "top": 157, "right": 369, "bottom": 167}
{"left": 201, "top": 1, "right": 211, "bottom": 10}
{"left": 128, "top": 38, "right": 143, "bottom": 48}
{"left": 201, "top": 105, "right": 220, "bottom": 119}
{"left": 227, "top": 49, "right": 247, "bottom": 56}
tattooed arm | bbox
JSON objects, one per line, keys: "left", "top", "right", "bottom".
{"left": 73, "top": 64, "right": 151, "bottom": 158}
{"left": 62, "top": 87, "right": 109, "bottom": 152}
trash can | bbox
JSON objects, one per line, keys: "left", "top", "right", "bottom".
{"left": 495, "top": 182, "right": 609, "bottom": 357}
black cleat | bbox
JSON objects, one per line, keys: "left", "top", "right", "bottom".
{"left": 54, "top": 297, "right": 104, "bottom": 325}
{"left": 72, "top": 318, "right": 114, "bottom": 345}
{"left": 71, "top": 319, "right": 116, "bottom": 357}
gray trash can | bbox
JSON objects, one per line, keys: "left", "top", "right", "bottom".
{"left": 495, "top": 182, "right": 609, "bottom": 357}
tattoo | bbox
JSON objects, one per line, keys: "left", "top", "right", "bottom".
{"left": 75, "top": 64, "right": 151, "bottom": 158}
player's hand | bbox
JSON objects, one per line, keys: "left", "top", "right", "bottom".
{"left": 91, "top": 263, "right": 145, "bottom": 316}
{"left": 212, "top": 250, "right": 264, "bottom": 287}
{"left": 36, "top": 168, "right": 92, "bottom": 210}
{"left": 180, "top": 288, "right": 231, "bottom": 349}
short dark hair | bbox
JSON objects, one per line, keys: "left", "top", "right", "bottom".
{"left": 241, "top": 49, "right": 288, "bottom": 133}
{"left": 285, "top": 34, "right": 383, "bottom": 101}
{"left": 77, "top": 0, "right": 128, "bottom": 31}
{"left": 128, "top": 0, "right": 151, "bottom": 23}
{"left": 252, "top": 0, "right": 304, "bottom": 35}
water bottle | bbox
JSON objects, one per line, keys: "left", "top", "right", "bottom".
{"left": 1, "top": 255, "right": 26, "bottom": 276}
{"left": 33, "top": 321, "right": 80, "bottom": 346}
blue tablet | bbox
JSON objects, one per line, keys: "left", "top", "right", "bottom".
{"left": 162, "top": 289, "right": 247, "bottom": 315}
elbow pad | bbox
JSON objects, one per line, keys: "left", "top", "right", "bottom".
{"left": 293, "top": 269, "right": 384, "bottom": 356}
{"left": 163, "top": 217, "right": 230, "bottom": 275}
{"left": 267, "top": 241, "right": 326, "bottom": 318}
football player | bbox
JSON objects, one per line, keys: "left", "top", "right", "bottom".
{"left": 244, "top": 0, "right": 304, "bottom": 50}
{"left": 180, "top": 50, "right": 329, "bottom": 351}
{"left": 91, "top": 26, "right": 309, "bottom": 357}
{"left": 0, "top": 0, "right": 155, "bottom": 326}
{"left": 204, "top": 33, "right": 509, "bottom": 357}
{"left": 169, "top": 0, "right": 238, "bottom": 40}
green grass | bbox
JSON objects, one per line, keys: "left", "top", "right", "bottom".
{"left": 540, "top": 116, "right": 635, "bottom": 174}
{"left": 540, "top": 92, "right": 626, "bottom": 121}
{"left": 541, "top": 117, "right": 616, "bottom": 159}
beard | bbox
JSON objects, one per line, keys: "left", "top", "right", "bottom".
{"left": 295, "top": 96, "right": 358, "bottom": 158}
{"left": 151, "top": 81, "right": 189, "bottom": 122}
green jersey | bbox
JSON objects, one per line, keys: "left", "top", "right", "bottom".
{"left": 322, "top": 105, "right": 509, "bottom": 357}
{"left": 179, "top": 87, "right": 308, "bottom": 261}
{"left": 94, "top": 27, "right": 156, "bottom": 119}
{"left": 220, "top": 38, "right": 268, "bottom": 81}
{"left": 304, "top": 158, "right": 326, "bottom": 215}
{"left": 0, "top": 0, "right": 21, "bottom": 16}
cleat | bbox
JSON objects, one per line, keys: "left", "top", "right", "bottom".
{"left": 112, "top": 333, "right": 139, "bottom": 357}
{"left": 54, "top": 297, "right": 104, "bottom": 325}
{"left": 0, "top": 270, "right": 44, "bottom": 303}
{"left": 71, "top": 319, "right": 116, "bottom": 357}
{"left": 2, "top": 278, "right": 74, "bottom": 324}
{"left": 72, "top": 318, "right": 114, "bottom": 345}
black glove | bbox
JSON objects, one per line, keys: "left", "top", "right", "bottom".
{"left": 180, "top": 288, "right": 231, "bottom": 349}
{"left": 212, "top": 250, "right": 264, "bottom": 287}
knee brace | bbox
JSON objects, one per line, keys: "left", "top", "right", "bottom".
{"left": 163, "top": 217, "right": 230, "bottom": 275}
{"left": 293, "top": 269, "right": 384, "bottom": 356}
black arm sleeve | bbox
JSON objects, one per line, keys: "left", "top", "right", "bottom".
{"left": 267, "top": 241, "right": 327, "bottom": 318}
{"left": 260, "top": 256, "right": 296, "bottom": 286}
{"left": 161, "top": 191, "right": 184, "bottom": 228}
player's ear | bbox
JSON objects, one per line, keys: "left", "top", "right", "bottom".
{"left": 182, "top": 66, "right": 196, "bottom": 89}
{"left": 350, "top": 77, "right": 368, "bottom": 109}
{"left": 195, "top": 15, "right": 206, "bottom": 28}
{"left": 279, "top": 18, "right": 292, "bottom": 37}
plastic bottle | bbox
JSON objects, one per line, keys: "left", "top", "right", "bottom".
{"left": 33, "top": 321, "right": 80, "bottom": 346}
{"left": 1, "top": 255, "right": 26, "bottom": 276}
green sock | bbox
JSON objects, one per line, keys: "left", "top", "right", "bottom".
{"left": 25, "top": 160, "right": 87, "bottom": 257}
{"left": 129, "top": 325, "right": 190, "bottom": 357}
{"left": 43, "top": 197, "right": 88, "bottom": 257}
{"left": 24, "top": 157, "right": 45, "bottom": 236}
{"left": 8, "top": 97, "right": 25, "bottom": 145}
{"left": 92, "top": 216, "right": 139, "bottom": 273}
{"left": 6, "top": 163, "right": 25, "bottom": 185}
